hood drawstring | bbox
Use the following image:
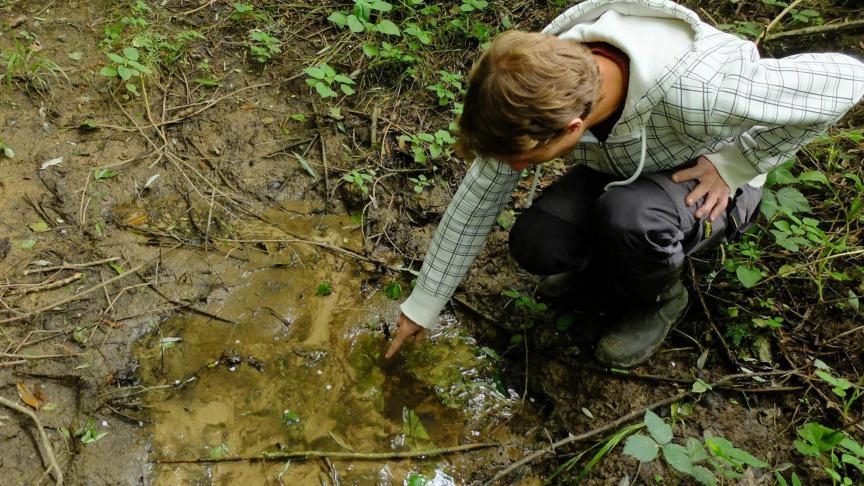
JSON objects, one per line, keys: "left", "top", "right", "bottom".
{"left": 525, "top": 164, "right": 543, "bottom": 208}
{"left": 603, "top": 124, "right": 647, "bottom": 191}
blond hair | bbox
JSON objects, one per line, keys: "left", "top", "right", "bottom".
{"left": 455, "top": 31, "right": 601, "bottom": 159}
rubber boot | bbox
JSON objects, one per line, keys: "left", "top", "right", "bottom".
{"left": 595, "top": 270, "right": 689, "bottom": 368}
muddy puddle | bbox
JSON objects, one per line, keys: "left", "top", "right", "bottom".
{"left": 132, "top": 204, "right": 522, "bottom": 484}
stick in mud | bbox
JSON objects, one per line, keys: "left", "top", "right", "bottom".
{"left": 153, "top": 442, "right": 499, "bottom": 464}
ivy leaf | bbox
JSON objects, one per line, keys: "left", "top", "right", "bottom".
{"left": 644, "top": 410, "right": 673, "bottom": 445}
{"left": 623, "top": 433, "right": 659, "bottom": 462}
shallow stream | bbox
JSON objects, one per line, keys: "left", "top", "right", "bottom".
{"left": 134, "top": 206, "right": 521, "bottom": 484}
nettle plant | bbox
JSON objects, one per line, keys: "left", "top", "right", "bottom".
{"left": 328, "top": 0, "right": 401, "bottom": 36}
{"left": 100, "top": 47, "right": 152, "bottom": 95}
{"left": 343, "top": 169, "right": 375, "bottom": 195}
{"left": 427, "top": 70, "right": 465, "bottom": 113}
{"left": 624, "top": 410, "right": 767, "bottom": 485}
{"left": 304, "top": 63, "right": 355, "bottom": 98}
{"left": 398, "top": 129, "right": 455, "bottom": 164}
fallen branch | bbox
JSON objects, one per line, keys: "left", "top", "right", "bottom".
{"left": 0, "top": 261, "right": 150, "bottom": 325}
{"left": 765, "top": 19, "right": 864, "bottom": 42}
{"left": 486, "top": 369, "right": 796, "bottom": 485}
{"left": 0, "top": 395, "right": 63, "bottom": 485}
{"left": 23, "top": 257, "right": 120, "bottom": 275}
{"left": 154, "top": 442, "right": 498, "bottom": 464}
{"left": 755, "top": 0, "right": 806, "bottom": 47}
{"left": 5, "top": 273, "right": 82, "bottom": 296}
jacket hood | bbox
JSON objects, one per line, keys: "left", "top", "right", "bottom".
{"left": 543, "top": 0, "right": 708, "bottom": 139}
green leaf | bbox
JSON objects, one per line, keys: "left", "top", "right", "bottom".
{"left": 107, "top": 53, "right": 124, "bottom": 64}
{"left": 375, "top": 19, "right": 401, "bottom": 36}
{"left": 316, "top": 282, "right": 333, "bottom": 296}
{"left": 690, "top": 465, "right": 719, "bottom": 486}
{"left": 100, "top": 65, "right": 118, "bottom": 77}
{"left": 347, "top": 14, "right": 365, "bottom": 33}
{"left": 304, "top": 66, "right": 326, "bottom": 79}
{"left": 402, "top": 407, "right": 430, "bottom": 442}
{"left": 122, "top": 47, "right": 139, "bottom": 61}
{"left": 314, "top": 82, "right": 337, "bottom": 98}
{"left": 282, "top": 409, "right": 301, "bottom": 426}
{"left": 662, "top": 443, "right": 694, "bottom": 474}
{"left": 735, "top": 265, "right": 763, "bottom": 288}
{"left": 623, "top": 433, "right": 659, "bottom": 462}
{"left": 117, "top": 65, "right": 137, "bottom": 81}
{"left": 799, "top": 171, "right": 828, "bottom": 185}
{"left": 369, "top": 0, "right": 392, "bottom": 11}
{"left": 691, "top": 378, "right": 712, "bottom": 393}
{"left": 340, "top": 84, "right": 355, "bottom": 96}
{"left": 384, "top": 282, "right": 402, "bottom": 300}
{"left": 327, "top": 11, "right": 348, "bottom": 27}
{"left": 293, "top": 153, "right": 318, "bottom": 179}
{"left": 705, "top": 436, "right": 768, "bottom": 467}
{"left": 127, "top": 60, "right": 151, "bottom": 74}
{"left": 29, "top": 220, "right": 50, "bottom": 233}
{"left": 333, "top": 74, "right": 354, "bottom": 85}
{"left": 14, "top": 239, "right": 37, "bottom": 249}
{"left": 776, "top": 186, "right": 811, "bottom": 214}
{"left": 644, "top": 410, "right": 673, "bottom": 445}
{"left": 406, "top": 474, "right": 430, "bottom": 486}
{"left": 94, "top": 168, "right": 119, "bottom": 180}
{"left": 556, "top": 314, "right": 576, "bottom": 331}
{"left": 68, "top": 51, "right": 82, "bottom": 61}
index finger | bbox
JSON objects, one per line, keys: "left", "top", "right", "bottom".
{"left": 385, "top": 332, "right": 408, "bottom": 359}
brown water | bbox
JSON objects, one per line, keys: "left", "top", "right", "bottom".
{"left": 134, "top": 207, "right": 520, "bottom": 484}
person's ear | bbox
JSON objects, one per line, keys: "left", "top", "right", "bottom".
{"left": 565, "top": 117, "right": 584, "bottom": 134}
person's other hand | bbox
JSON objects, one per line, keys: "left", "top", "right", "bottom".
{"left": 384, "top": 312, "right": 425, "bottom": 359}
{"left": 671, "top": 155, "right": 731, "bottom": 221}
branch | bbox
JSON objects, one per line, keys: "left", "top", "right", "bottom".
{"left": 0, "top": 395, "right": 63, "bottom": 485}
{"left": 765, "top": 19, "right": 864, "bottom": 41}
{"left": 154, "top": 442, "right": 498, "bottom": 464}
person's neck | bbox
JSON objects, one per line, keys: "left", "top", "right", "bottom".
{"left": 584, "top": 53, "right": 626, "bottom": 129}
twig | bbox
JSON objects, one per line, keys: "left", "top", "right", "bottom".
{"left": 486, "top": 369, "right": 796, "bottom": 484}
{"left": 756, "top": 0, "right": 807, "bottom": 47}
{"left": 0, "top": 261, "right": 150, "bottom": 324}
{"left": 765, "top": 19, "right": 864, "bottom": 42}
{"left": 155, "top": 442, "right": 498, "bottom": 464}
{"left": 178, "top": 0, "right": 216, "bottom": 16}
{"left": 0, "top": 395, "right": 63, "bottom": 485}
{"left": 5, "top": 273, "right": 82, "bottom": 296}
{"left": 755, "top": 249, "right": 864, "bottom": 288}
{"left": 687, "top": 261, "right": 737, "bottom": 366}
{"left": 0, "top": 352, "right": 83, "bottom": 360}
{"left": 23, "top": 257, "right": 120, "bottom": 275}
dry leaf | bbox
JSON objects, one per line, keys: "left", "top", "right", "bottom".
{"left": 17, "top": 382, "right": 45, "bottom": 410}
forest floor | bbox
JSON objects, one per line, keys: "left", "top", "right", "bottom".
{"left": 0, "top": 0, "right": 862, "bottom": 484}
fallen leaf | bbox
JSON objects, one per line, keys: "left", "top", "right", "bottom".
{"left": 40, "top": 157, "right": 63, "bottom": 170}
{"left": 29, "top": 220, "right": 50, "bottom": 233}
{"left": 17, "top": 382, "right": 45, "bottom": 410}
{"left": 68, "top": 51, "right": 82, "bottom": 61}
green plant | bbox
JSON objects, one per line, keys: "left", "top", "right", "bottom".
{"left": 100, "top": 46, "right": 152, "bottom": 95}
{"left": 249, "top": 31, "right": 281, "bottom": 63}
{"left": 460, "top": 0, "right": 488, "bottom": 12}
{"left": 343, "top": 169, "right": 375, "bottom": 194}
{"left": 501, "top": 289, "right": 547, "bottom": 313}
{"left": 231, "top": 2, "right": 268, "bottom": 22}
{"left": 398, "top": 130, "right": 455, "bottom": 164}
{"left": 304, "top": 63, "right": 355, "bottom": 98}
{"left": 0, "top": 138, "right": 14, "bottom": 158}
{"left": 790, "top": 422, "right": 864, "bottom": 485}
{"left": 316, "top": 282, "right": 333, "bottom": 296}
{"left": 408, "top": 174, "right": 432, "bottom": 193}
{"left": 384, "top": 282, "right": 402, "bottom": 299}
{"left": 427, "top": 70, "right": 465, "bottom": 112}
{"left": 75, "top": 418, "right": 109, "bottom": 444}
{"left": 2, "top": 44, "right": 67, "bottom": 93}
{"left": 328, "top": 0, "right": 401, "bottom": 36}
{"left": 623, "top": 410, "right": 767, "bottom": 485}
{"left": 549, "top": 423, "right": 644, "bottom": 482}
{"left": 814, "top": 359, "right": 863, "bottom": 416}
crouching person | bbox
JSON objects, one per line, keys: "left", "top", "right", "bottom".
{"left": 386, "top": 0, "right": 864, "bottom": 368}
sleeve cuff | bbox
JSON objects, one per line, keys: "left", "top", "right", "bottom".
{"left": 400, "top": 287, "right": 449, "bottom": 330}
{"left": 704, "top": 143, "right": 762, "bottom": 194}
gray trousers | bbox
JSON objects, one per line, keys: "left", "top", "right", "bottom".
{"left": 509, "top": 164, "right": 762, "bottom": 294}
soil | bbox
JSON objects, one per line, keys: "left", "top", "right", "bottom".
{"left": 0, "top": 1, "right": 861, "bottom": 485}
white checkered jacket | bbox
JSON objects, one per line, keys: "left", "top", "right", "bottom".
{"left": 401, "top": 0, "right": 864, "bottom": 329}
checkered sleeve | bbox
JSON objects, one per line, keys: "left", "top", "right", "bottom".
{"left": 401, "top": 157, "right": 520, "bottom": 329}
{"left": 699, "top": 53, "right": 864, "bottom": 192}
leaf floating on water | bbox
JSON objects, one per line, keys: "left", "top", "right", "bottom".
{"left": 282, "top": 409, "right": 301, "bottom": 426}
{"left": 402, "top": 407, "right": 431, "bottom": 445}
